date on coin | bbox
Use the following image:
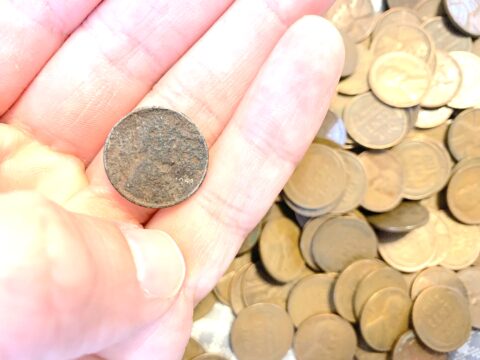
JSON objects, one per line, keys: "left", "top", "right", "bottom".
{"left": 104, "top": 107, "right": 208, "bottom": 208}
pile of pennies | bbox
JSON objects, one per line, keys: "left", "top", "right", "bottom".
{"left": 183, "top": 0, "right": 480, "bottom": 359}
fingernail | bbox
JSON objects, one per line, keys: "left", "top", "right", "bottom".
{"left": 123, "top": 229, "right": 186, "bottom": 299}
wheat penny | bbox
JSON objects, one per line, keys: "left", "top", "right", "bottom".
{"left": 422, "top": 16, "right": 473, "bottom": 51}
{"left": 414, "top": 0, "right": 445, "bottom": 19}
{"left": 344, "top": 93, "right": 410, "bottom": 149}
{"left": 334, "top": 259, "right": 386, "bottom": 322}
{"left": 287, "top": 274, "right": 336, "bottom": 327}
{"left": 458, "top": 266, "right": 480, "bottom": 329}
{"left": 410, "top": 266, "right": 468, "bottom": 299}
{"left": 214, "top": 253, "right": 251, "bottom": 305}
{"left": 412, "top": 285, "right": 471, "bottom": 352}
{"left": 359, "top": 151, "right": 404, "bottom": 212}
{"left": 447, "top": 162, "right": 480, "bottom": 224}
{"left": 415, "top": 107, "right": 454, "bottom": 128}
{"left": 183, "top": 338, "right": 205, "bottom": 360}
{"left": 355, "top": 343, "right": 388, "bottom": 360}
{"left": 427, "top": 211, "right": 451, "bottom": 266}
{"left": 311, "top": 216, "right": 378, "bottom": 272}
{"left": 192, "top": 355, "right": 227, "bottom": 360}
{"left": 360, "top": 287, "right": 412, "bottom": 351}
{"left": 448, "top": 51, "right": 480, "bottom": 109}
{"left": 369, "top": 51, "right": 431, "bottom": 108}
{"left": 338, "top": 45, "right": 373, "bottom": 95}
{"left": 444, "top": 0, "right": 480, "bottom": 36}
{"left": 448, "top": 108, "right": 480, "bottom": 160}
{"left": 392, "top": 330, "right": 448, "bottom": 359}
{"left": 374, "top": 7, "right": 421, "bottom": 37}
{"left": 354, "top": 267, "right": 408, "bottom": 318}
{"left": 299, "top": 215, "right": 333, "bottom": 271}
{"left": 367, "top": 201, "right": 430, "bottom": 233}
{"left": 238, "top": 224, "right": 261, "bottom": 255}
{"left": 231, "top": 303, "right": 294, "bottom": 360}
{"left": 193, "top": 292, "right": 216, "bottom": 321}
{"left": 294, "top": 314, "right": 357, "bottom": 360}
{"left": 341, "top": 31, "right": 359, "bottom": 77}
{"left": 230, "top": 263, "right": 251, "bottom": 315}
{"left": 387, "top": 0, "right": 419, "bottom": 8}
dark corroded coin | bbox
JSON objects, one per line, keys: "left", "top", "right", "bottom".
{"left": 104, "top": 108, "right": 208, "bottom": 208}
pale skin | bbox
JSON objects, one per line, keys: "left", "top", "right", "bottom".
{"left": 0, "top": 0, "right": 343, "bottom": 359}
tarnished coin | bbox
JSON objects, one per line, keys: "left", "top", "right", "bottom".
{"left": 392, "top": 137, "right": 451, "bottom": 200}
{"left": 229, "top": 263, "right": 250, "bottom": 315}
{"left": 315, "top": 110, "right": 347, "bottom": 146}
{"left": 299, "top": 215, "right": 333, "bottom": 270}
{"left": 193, "top": 292, "right": 216, "bottom": 321}
{"left": 415, "top": 107, "right": 454, "bottom": 128}
{"left": 104, "top": 108, "right": 208, "bottom": 208}
{"left": 443, "top": 0, "right": 480, "bottom": 36}
{"left": 231, "top": 303, "right": 294, "bottom": 360}
{"left": 392, "top": 330, "right": 448, "bottom": 359}
{"left": 358, "top": 151, "right": 404, "bottom": 212}
{"left": 331, "top": 150, "right": 368, "bottom": 214}
{"left": 311, "top": 216, "right": 378, "bottom": 272}
{"left": 326, "top": 0, "right": 377, "bottom": 42}
{"left": 420, "top": 51, "right": 462, "bottom": 108}
{"left": 287, "top": 274, "right": 336, "bottom": 327}
{"left": 334, "top": 259, "right": 386, "bottom": 322}
{"left": 283, "top": 143, "right": 346, "bottom": 212}
{"left": 183, "top": 338, "right": 205, "bottom": 360}
{"left": 422, "top": 17, "right": 473, "bottom": 51}
{"left": 354, "top": 266, "right": 408, "bottom": 318}
{"left": 412, "top": 285, "right": 471, "bottom": 352}
{"left": 439, "top": 211, "right": 480, "bottom": 270}
{"left": 414, "top": 0, "right": 445, "bottom": 20}
{"left": 374, "top": 7, "right": 421, "bottom": 36}
{"left": 360, "top": 287, "right": 412, "bottom": 351}
{"left": 192, "top": 354, "right": 227, "bottom": 360}
{"left": 448, "top": 51, "right": 480, "bottom": 109}
{"left": 447, "top": 161, "right": 480, "bottom": 224}
{"left": 367, "top": 201, "right": 430, "bottom": 233}
{"left": 410, "top": 266, "right": 468, "bottom": 299}
{"left": 294, "top": 314, "right": 357, "bottom": 360}
{"left": 259, "top": 218, "right": 305, "bottom": 283}
{"left": 447, "top": 108, "right": 480, "bottom": 160}
{"left": 338, "top": 45, "right": 374, "bottom": 95}
{"left": 369, "top": 51, "right": 431, "bottom": 108}
{"left": 214, "top": 253, "right": 251, "bottom": 305}
{"left": 458, "top": 267, "right": 480, "bottom": 329}
{"left": 237, "top": 224, "right": 261, "bottom": 255}
{"left": 344, "top": 93, "right": 410, "bottom": 149}
{"left": 341, "top": 31, "right": 359, "bottom": 77}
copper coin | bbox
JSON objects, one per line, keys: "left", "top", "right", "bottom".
{"left": 412, "top": 285, "right": 471, "bottom": 352}
{"left": 192, "top": 354, "right": 227, "bottom": 360}
{"left": 338, "top": 45, "right": 374, "bottom": 95}
{"left": 341, "top": 31, "right": 359, "bottom": 77}
{"left": 422, "top": 16, "right": 473, "bottom": 51}
{"left": 427, "top": 211, "right": 451, "bottom": 266}
{"left": 299, "top": 215, "right": 333, "bottom": 270}
{"left": 360, "top": 287, "right": 412, "bottom": 351}
{"left": 311, "top": 216, "right": 378, "bottom": 273}
{"left": 415, "top": 106, "right": 454, "bottom": 128}
{"left": 444, "top": 0, "right": 480, "bottom": 36}
{"left": 410, "top": 266, "right": 468, "bottom": 299}
{"left": 367, "top": 201, "right": 430, "bottom": 233}
{"left": 392, "top": 137, "right": 451, "bottom": 200}
{"left": 259, "top": 218, "right": 305, "bottom": 283}
{"left": 420, "top": 51, "right": 462, "bottom": 108}
{"left": 237, "top": 224, "right": 261, "bottom": 255}
{"left": 287, "top": 274, "right": 336, "bottom": 327}
{"left": 369, "top": 51, "right": 431, "bottom": 108}
{"left": 183, "top": 338, "right": 205, "bottom": 360}
{"left": 294, "top": 314, "right": 357, "bottom": 360}
{"left": 193, "top": 292, "right": 216, "bottom": 321}
{"left": 458, "top": 266, "right": 480, "bottom": 329}
{"left": 387, "top": 0, "right": 419, "bottom": 8}
{"left": 474, "top": 37, "right": 480, "bottom": 56}
{"left": 344, "top": 93, "right": 410, "bottom": 149}
{"left": 214, "top": 252, "right": 251, "bottom": 306}
{"left": 447, "top": 161, "right": 480, "bottom": 224}
{"left": 104, "top": 108, "right": 208, "bottom": 208}
{"left": 374, "top": 8, "right": 421, "bottom": 37}
{"left": 354, "top": 267, "right": 408, "bottom": 318}
{"left": 355, "top": 343, "right": 388, "bottom": 360}
{"left": 315, "top": 110, "right": 347, "bottom": 146}
{"left": 358, "top": 151, "right": 404, "bottom": 213}
{"left": 448, "top": 51, "right": 480, "bottom": 109}
{"left": 231, "top": 303, "right": 293, "bottom": 360}
{"left": 229, "top": 263, "right": 250, "bottom": 315}
{"left": 334, "top": 258, "right": 386, "bottom": 322}
{"left": 447, "top": 108, "right": 480, "bottom": 160}
{"left": 414, "top": 0, "right": 445, "bottom": 19}
{"left": 392, "top": 330, "right": 448, "bottom": 359}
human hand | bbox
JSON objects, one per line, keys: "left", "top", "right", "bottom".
{"left": 0, "top": 0, "right": 343, "bottom": 358}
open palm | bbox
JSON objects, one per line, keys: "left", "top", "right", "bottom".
{"left": 0, "top": 0, "right": 342, "bottom": 358}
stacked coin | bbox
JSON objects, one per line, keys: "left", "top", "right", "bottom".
{"left": 184, "top": 0, "right": 480, "bottom": 359}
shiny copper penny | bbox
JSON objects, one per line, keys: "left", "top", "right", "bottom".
{"left": 448, "top": 51, "right": 480, "bottom": 109}
{"left": 287, "top": 274, "right": 336, "bottom": 327}
{"left": 358, "top": 151, "right": 404, "bottom": 213}
{"left": 412, "top": 285, "right": 471, "bottom": 352}
{"left": 447, "top": 161, "right": 480, "bottom": 224}
{"left": 294, "top": 314, "right": 357, "bottom": 360}
{"left": 344, "top": 93, "right": 410, "bottom": 149}
{"left": 193, "top": 292, "right": 216, "bottom": 321}
{"left": 444, "top": 0, "right": 480, "bottom": 36}
{"left": 360, "top": 287, "right": 412, "bottom": 351}
{"left": 259, "top": 218, "right": 305, "bottom": 283}
{"left": 104, "top": 108, "right": 208, "bottom": 208}
{"left": 354, "top": 266, "right": 408, "bottom": 318}
{"left": 311, "top": 216, "right": 378, "bottom": 272}
{"left": 334, "top": 259, "right": 386, "bottom": 322}
{"left": 447, "top": 108, "right": 480, "bottom": 160}
{"left": 231, "top": 303, "right": 294, "bottom": 360}
{"left": 414, "top": 0, "right": 445, "bottom": 19}
{"left": 415, "top": 107, "right": 454, "bottom": 128}
{"left": 367, "top": 201, "right": 430, "bottom": 232}
{"left": 392, "top": 330, "right": 448, "bottom": 359}
{"left": 410, "top": 266, "right": 468, "bottom": 299}
{"left": 369, "top": 51, "right": 431, "bottom": 108}
{"left": 458, "top": 266, "right": 480, "bottom": 329}
{"left": 183, "top": 338, "right": 205, "bottom": 360}
{"left": 422, "top": 16, "right": 473, "bottom": 51}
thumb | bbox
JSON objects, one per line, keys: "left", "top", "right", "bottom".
{"left": 0, "top": 191, "right": 185, "bottom": 360}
